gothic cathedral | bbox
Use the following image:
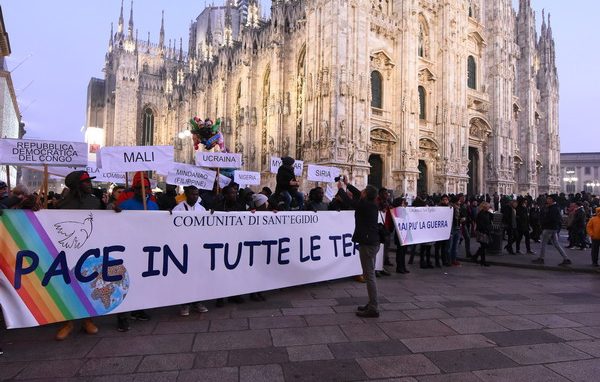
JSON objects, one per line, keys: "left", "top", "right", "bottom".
{"left": 86, "top": 0, "right": 560, "bottom": 196}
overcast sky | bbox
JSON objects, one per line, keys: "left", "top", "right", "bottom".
{"left": 2, "top": 0, "right": 597, "bottom": 153}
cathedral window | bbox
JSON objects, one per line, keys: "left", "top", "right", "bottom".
{"left": 418, "top": 86, "right": 426, "bottom": 120}
{"left": 371, "top": 70, "right": 383, "bottom": 109}
{"left": 467, "top": 56, "right": 477, "bottom": 90}
{"left": 142, "top": 107, "right": 154, "bottom": 146}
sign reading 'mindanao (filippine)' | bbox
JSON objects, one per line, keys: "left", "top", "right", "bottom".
{"left": 0, "top": 138, "right": 88, "bottom": 166}
{"left": 195, "top": 152, "right": 242, "bottom": 168}
{"left": 391, "top": 207, "right": 453, "bottom": 246}
{"left": 166, "top": 163, "right": 217, "bottom": 190}
{"left": 0, "top": 210, "right": 360, "bottom": 329}
{"left": 97, "top": 145, "right": 174, "bottom": 172}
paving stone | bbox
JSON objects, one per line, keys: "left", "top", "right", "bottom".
{"left": 177, "top": 367, "right": 238, "bottom": 382}
{"left": 271, "top": 325, "right": 347, "bottom": 347}
{"left": 79, "top": 356, "right": 142, "bottom": 376}
{"left": 137, "top": 353, "right": 195, "bottom": 372}
{"left": 193, "top": 329, "right": 272, "bottom": 351}
{"left": 440, "top": 301, "right": 482, "bottom": 308}
{"left": 132, "top": 371, "right": 179, "bottom": 382}
{"left": 489, "top": 315, "right": 543, "bottom": 330}
{"left": 424, "top": 348, "right": 518, "bottom": 373}
{"left": 443, "top": 307, "right": 486, "bottom": 318}
{"left": 310, "top": 288, "right": 352, "bottom": 299}
{"left": 478, "top": 294, "right": 529, "bottom": 301}
{"left": 281, "top": 306, "right": 335, "bottom": 316}
{"left": 370, "top": 311, "right": 411, "bottom": 322}
{"left": 227, "top": 347, "right": 289, "bottom": 366}
{"left": 91, "top": 375, "right": 134, "bottom": 382}
{"left": 473, "top": 365, "right": 569, "bottom": 382}
{"left": 567, "top": 339, "right": 600, "bottom": 357}
{"left": 416, "top": 372, "right": 482, "bottom": 382}
{"left": 546, "top": 328, "right": 593, "bottom": 341}
{"left": 414, "top": 302, "right": 446, "bottom": 309}
{"left": 559, "top": 304, "right": 600, "bottom": 313}
{"left": 249, "top": 315, "right": 306, "bottom": 329}
{"left": 281, "top": 359, "right": 367, "bottom": 382}
{"left": 208, "top": 318, "right": 248, "bottom": 332}
{"left": 440, "top": 317, "right": 509, "bottom": 334}
{"left": 234, "top": 299, "right": 292, "bottom": 310}
{"left": 500, "top": 305, "right": 566, "bottom": 315}
{"left": 291, "top": 298, "right": 338, "bottom": 307}
{"left": 304, "top": 313, "right": 364, "bottom": 326}
{"left": 357, "top": 354, "right": 440, "bottom": 378}
{"left": 401, "top": 334, "right": 495, "bottom": 353}
{"left": 522, "top": 314, "right": 583, "bottom": 328}
{"left": 483, "top": 330, "right": 563, "bottom": 347}
{"left": 0, "top": 338, "right": 97, "bottom": 362}
{"left": 329, "top": 340, "right": 411, "bottom": 359}
{"left": 340, "top": 323, "right": 390, "bottom": 342}
{"left": 336, "top": 297, "right": 389, "bottom": 306}
{"left": 0, "top": 362, "right": 25, "bottom": 380}
{"left": 379, "top": 320, "right": 457, "bottom": 340}
{"left": 240, "top": 364, "right": 284, "bottom": 382}
{"left": 497, "top": 342, "right": 592, "bottom": 365}
{"left": 476, "top": 307, "right": 509, "bottom": 316}
{"left": 192, "top": 351, "right": 228, "bottom": 368}
{"left": 559, "top": 312, "right": 600, "bottom": 326}
{"left": 14, "top": 359, "right": 83, "bottom": 380}
{"left": 381, "top": 302, "right": 420, "bottom": 311}
{"left": 404, "top": 309, "right": 452, "bottom": 320}
{"left": 89, "top": 334, "right": 193, "bottom": 357}
{"left": 287, "top": 344, "right": 334, "bottom": 362}
{"left": 574, "top": 326, "right": 600, "bottom": 339}
{"left": 546, "top": 358, "right": 600, "bottom": 382}
{"left": 230, "top": 308, "right": 282, "bottom": 318}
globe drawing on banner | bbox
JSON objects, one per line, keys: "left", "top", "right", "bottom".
{"left": 74, "top": 256, "right": 130, "bottom": 314}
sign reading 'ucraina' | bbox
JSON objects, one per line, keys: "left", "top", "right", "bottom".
{"left": 195, "top": 152, "right": 242, "bottom": 168}
{"left": 0, "top": 138, "right": 88, "bottom": 166}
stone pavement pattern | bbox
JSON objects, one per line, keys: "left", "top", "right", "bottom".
{"left": 2, "top": 265, "right": 600, "bottom": 381}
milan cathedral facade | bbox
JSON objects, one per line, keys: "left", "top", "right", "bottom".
{"left": 86, "top": 0, "right": 560, "bottom": 196}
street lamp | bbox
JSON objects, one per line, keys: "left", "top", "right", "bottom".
{"left": 563, "top": 175, "right": 578, "bottom": 193}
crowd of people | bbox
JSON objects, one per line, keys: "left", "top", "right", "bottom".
{"left": 1, "top": 156, "right": 600, "bottom": 344}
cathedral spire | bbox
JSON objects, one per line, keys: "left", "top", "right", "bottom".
{"left": 108, "top": 22, "right": 114, "bottom": 51}
{"left": 117, "top": 0, "right": 124, "bottom": 35}
{"left": 159, "top": 10, "right": 165, "bottom": 49}
{"left": 127, "top": 0, "right": 135, "bottom": 39}
{"left": 179, "top": 37, "right": 183, "bottom": 61}
{"left": 206, "top": 9, "right": 213, "bottom": 44}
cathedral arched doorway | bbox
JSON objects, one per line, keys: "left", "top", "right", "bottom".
{"left": 467, "top": 147, "right": 479, "bottom": 196}
{"left": 417, "top": 160, "right": 428, "bottom": 196}
{"left": 368, "top": 154, "right": 383, "bottom": 189}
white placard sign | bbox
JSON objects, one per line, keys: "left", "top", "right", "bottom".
{"left": 195, "top": 152, "right": 242, "bottom": 168}
{"left": 269, "top": 157, "right": 303, "bottom": 176}
{"left": 391, "top": 207, "right": 454, "bottom": 246}
{"left": 166, "top": 163, "right": 216, "bottom": 190}
{"left": 218, "top": 174, "right": 232, "bottom": 188}
{"left": 0, "top": 138, "right": 88, "bottom": 166}
{"left": 97, "top": 146, "right": 174, "bottom": 172}
{"left": 325, "top": 183, "right": 337, "bottom": 202}
{"left": 84, "top": 162, "right": 126, "bottom": 183}
{"left": 307, "top": 164, "right": 340, "bottom": 183}
{"left": 234, "top": 170, "right": 261, "bottom": 186}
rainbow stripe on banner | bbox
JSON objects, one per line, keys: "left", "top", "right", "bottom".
{"left": 0, "top": 210, "right": 99, "bottom": 325}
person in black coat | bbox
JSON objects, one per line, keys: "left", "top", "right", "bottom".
{"left": 472, "top": 202, "right": 492, "bottom": 266}
{"left": 337, "top": 178, "right": 381, "bottom": 318}
{"left": 515, "top": 198, "right": 534, "bottom": 254}
{"left": 532, "top": 195, "right": 571, "bottom": 266}
{"left": 275, "top": 156, "right": 304, "bottom": 210}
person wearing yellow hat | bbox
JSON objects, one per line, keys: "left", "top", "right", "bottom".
{"left": 586, "top": 207, "right": 600, "bottom": 267}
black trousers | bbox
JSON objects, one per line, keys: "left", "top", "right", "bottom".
{"left": 395, "top": 245, "right": 407, "bottom": 272}
{"left": 591, "top": 239, "right": 600, "bottom": 265}
{"left": 473, "top": 242, "right": 487, "bottom": 264}
{"left": 515, "top": 230, "right": 531, "bottom": 252}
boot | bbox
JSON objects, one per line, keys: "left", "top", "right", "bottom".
{"left": 82, "top": 319, "right": 98, "bottom": 335}
{"left": 55, "top": 321, "right": 74, "bottom": 341}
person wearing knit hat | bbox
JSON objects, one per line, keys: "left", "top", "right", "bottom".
{"left": 275, "top": 156, "right": 304, "bottom": 210}
{"left": 586, "top": 207, "right": 600, "bottom": 266}
{"left": 54, "top": 170, "right": 102, "bottom": 341}
{"left": 252, "top": 193, "right": 269, "bottom": 211}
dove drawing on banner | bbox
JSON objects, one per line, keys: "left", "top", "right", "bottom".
{"left": 53, "top": 214, "right": 94, "bottom": 249}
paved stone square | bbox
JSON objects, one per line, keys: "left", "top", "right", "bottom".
{"left": 2, "top": 264, "right": 600, "bottom": 381}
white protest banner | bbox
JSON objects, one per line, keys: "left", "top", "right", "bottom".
{"left": 0, "top": 210, "right": 361, "bottom": 329}
{"left": 391, "top": 206, "right": 453, "bottom": 246}
{"left": 234, "top": 170, "right": 261, "bottom": 186}
{"left": 195, "top": 152, "right": 242, "bottom": 168}
{"left": 166, "top": 163, "right": 217, "bottom": 190}
{"left": 97, "top": 146, "right": 174, "bottom": 172}
{"left": 218, "top": 174, "right": 232, "bottom": 188}
{"left": 0, "top": 138, "right": 88, "bottom": 166}
{"left": 307, "top": 164, "right": 340, "bottom": 183}
{"left": 84, "top": 162, "right": 126, "bottom": 184}
{"left": 270, "top": 157, "right": 303, "bottom": 176}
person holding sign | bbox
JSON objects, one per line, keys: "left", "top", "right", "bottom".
{"left": 173, "top": 186, "right": 206, "bottom": 212}
{"left": 275, "top": 156, "right": 304, "bottom": 210}
{"left": 55, "top": 171, "right": 102, "bottom": 341}
{"left": 336, "top": 177, "right": 381, "bottom": 318}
